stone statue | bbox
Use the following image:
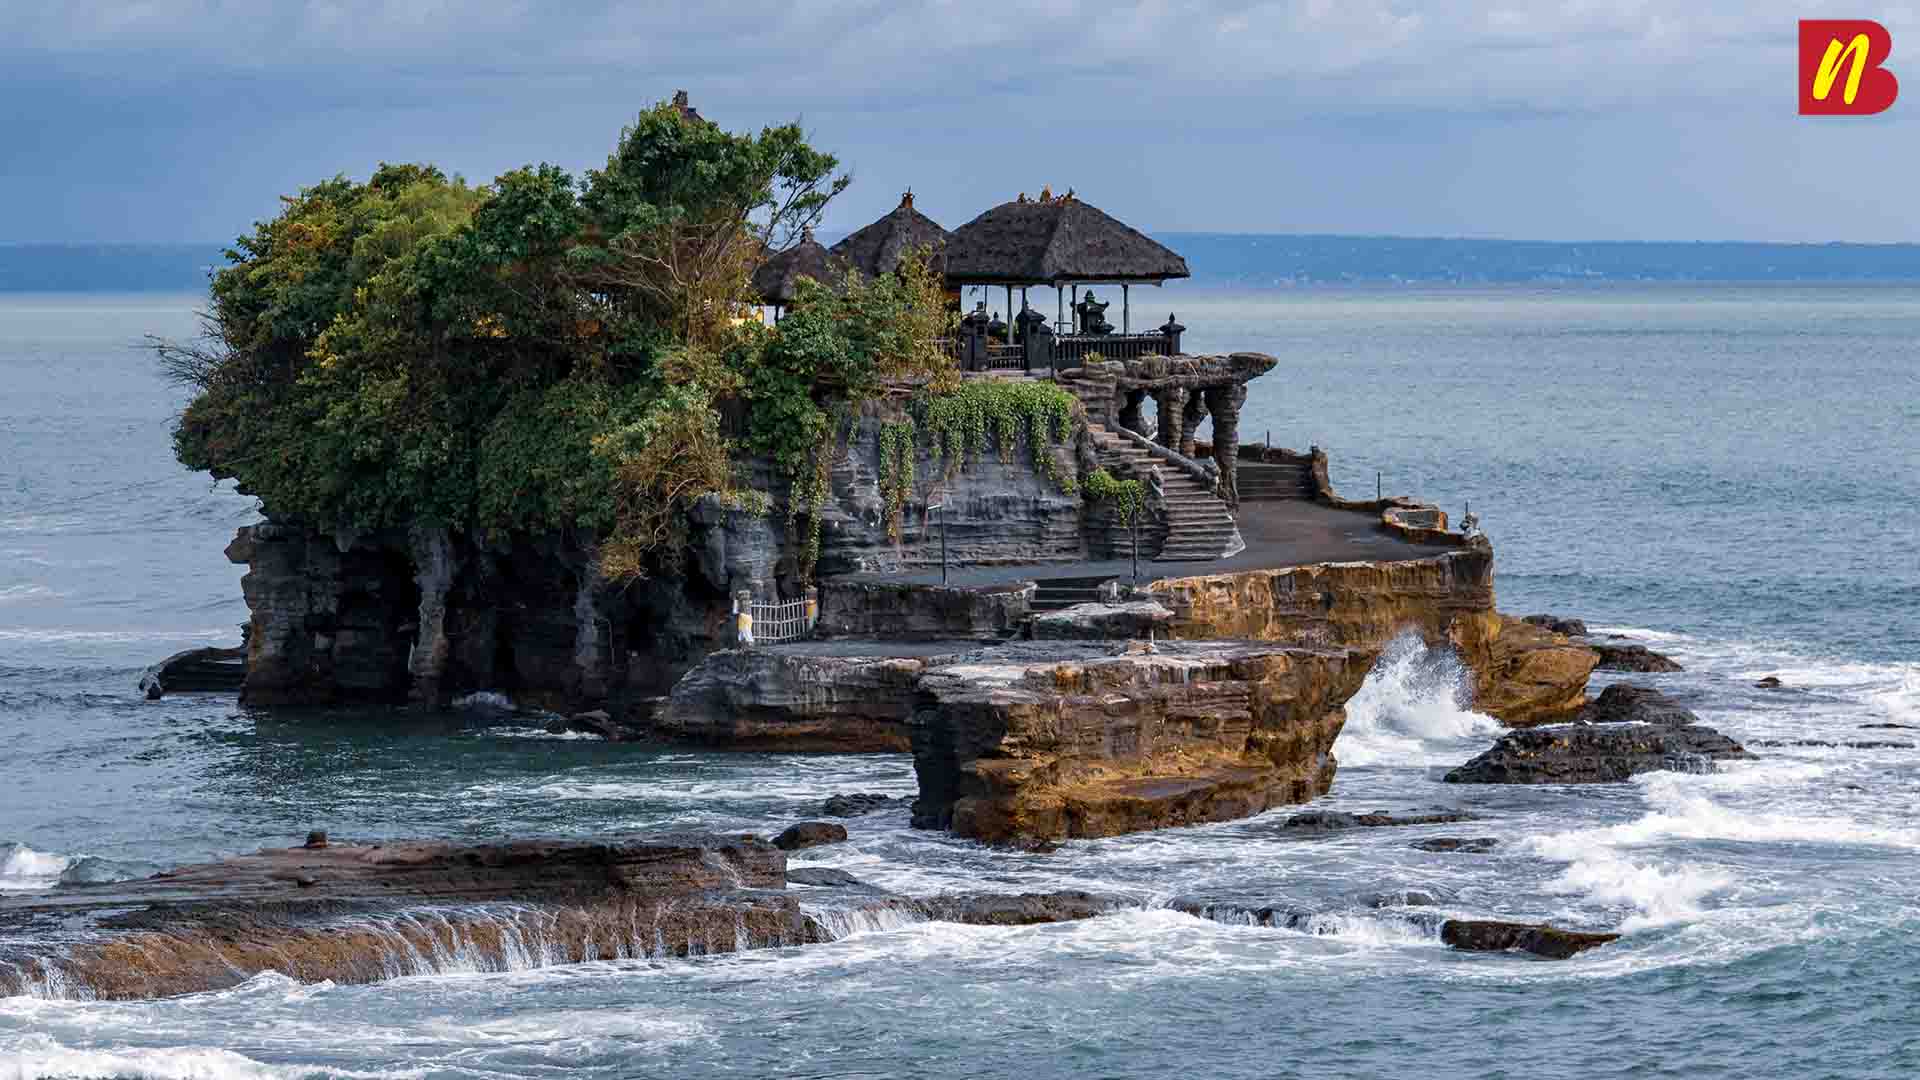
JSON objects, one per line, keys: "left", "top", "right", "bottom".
{"left": 1075, "top": 292, "right": 1113, "bottom": 336}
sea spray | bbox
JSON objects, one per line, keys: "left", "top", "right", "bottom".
{"left": 1332, "top": 632, "right": 1501, "bottom": 767}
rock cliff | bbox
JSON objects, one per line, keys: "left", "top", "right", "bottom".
{"left": 908, "top": 640, "right": 1369, "bottom": 842}
{"left": 1145, "top": 547, "right": 1595, "bottom": 726}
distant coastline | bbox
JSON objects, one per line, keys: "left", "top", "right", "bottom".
{"left": 9, "top": 235, "right": 1920, "bottom": 293}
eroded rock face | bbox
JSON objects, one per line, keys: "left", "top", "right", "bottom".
{"left": 1029, "top": 600, "right": 1175, "bottom": 641}
{"left": 226, "top": 523, "right": 735, "bottom": 711}
{"left": 908, "top": 640, "right": 1368, "bottom": 843}
{"left": 816, "top": 580, "right": 1033, "bottom": 641}
{"left": 662, "top": 649, "right": 938, "bottom": 751}
{"left": 1148, "top": 552, "right": 1597, "bottom": 727}
{"left": 1444, "top": 686, "right": 1751, "bottom": 784}
{"left": 0, "top": 834, "right": 804, "bottom": 1000}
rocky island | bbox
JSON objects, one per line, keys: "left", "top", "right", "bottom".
{"left": 89, "top": 93, "right": 1665, "bottom": 1000}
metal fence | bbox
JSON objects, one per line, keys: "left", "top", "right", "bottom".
{"left": 748, "top": 596, "right": 816, "bottom": 644}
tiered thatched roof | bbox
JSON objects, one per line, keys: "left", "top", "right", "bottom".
{"left": 831, "top": 191, "right": 951, "bottom": 279}
{"left": 751, "top": 231, "right": 849, "bottom": 306}
{"left": 945, "top": 193, "right": 1189, "bottom": 285}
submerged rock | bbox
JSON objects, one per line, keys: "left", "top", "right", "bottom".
{"left": 786, "top": 867, "right": 870, "bottom": 888}
{"left": 1445, "top": 685, "right": 1750, "bottom": 784}
{"left": 1280, "top": 810, "right": 1475, "bottom": 831}
{"left": 917, "top": 890, "right": 1111, "bottom": 926}
{"left": 1411, "top": 837, "right": 1499, "bottom": 853}
{"left": 819, "top": 792, "right": 909, "bottom": 817}
{"left": 1440, "top": 919, "right": 1619, "bottom": 959}
{"left": 1589, "top": 642, "right": 1684, "bottom": 673}
{"left": 773, "top": 822, "right": 849, "bottom": 851}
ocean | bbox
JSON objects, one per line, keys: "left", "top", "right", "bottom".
{"left": 2, "top": 284, "right": 1917, "bottom": 1078}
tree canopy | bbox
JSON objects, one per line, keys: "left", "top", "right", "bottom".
{"left": 162, "top": 97, "right": 953, "bottom": 580}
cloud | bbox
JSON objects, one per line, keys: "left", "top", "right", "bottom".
{"left": 3, "top": 1, "right": 1919, "bottom": 242}
{"left": 12, "top": 1, "right": 1914, "bottom": 111}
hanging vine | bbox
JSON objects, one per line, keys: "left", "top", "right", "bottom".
{"left": 877, "top": 418, "right": 917, "bottom": 541}
{"left": 917, "top": 379, "right": 1078, "bottom": 493}
{"left": 1084, "top": 467, "right": 1143, "bottom": 521}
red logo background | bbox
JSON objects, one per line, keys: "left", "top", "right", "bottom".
{"left": 1799, "top": 20, "right": 1899, "bottom": 115}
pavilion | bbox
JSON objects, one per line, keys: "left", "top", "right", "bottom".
{"left": 943, "top": 190, "right": 1190, "bottom": 357}
{"left": 750, "top": 230, "right": 848, "bottom": 320}
{"left": 830, "top": 190, "right": 951, "bottom": 280}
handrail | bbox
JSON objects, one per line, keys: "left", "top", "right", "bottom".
{"left": 1110, "top": 424, "right": 1219, "bottom": 491}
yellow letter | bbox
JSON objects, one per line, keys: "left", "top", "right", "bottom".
{"left": 1814, "top": 33, "right": 1872, "bottom": 104}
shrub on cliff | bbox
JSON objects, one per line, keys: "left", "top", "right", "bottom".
{"left": 159, "top": 97, "right": 952, "bottom": 580}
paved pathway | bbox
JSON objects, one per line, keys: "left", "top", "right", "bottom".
{"left": 838, "top": 500, "right": 1460, "bottom": 589}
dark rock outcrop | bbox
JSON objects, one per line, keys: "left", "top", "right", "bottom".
{"left": 820, "top": 792, "right": 909, "bottom": 817}
{"left": 1574, "top": 683, "right": 1699, "bottom": 726}
{"left": 1280, "top": 810, "right": 1475, "bottom": 832}
{"left": 910, "top": 640, "right": 1369, "bottom": 843}
{"left": 1523, "top": 614, "right": 1588, "bottom": 637}
{"left": 786, "top": 867, "right": 869, "bottom": 888}
{"left": 663, "top": 648, "right": 934, "bottom": 751}
{"left": 1590, "top": 642, "right": 1684, "bottom": 673}
{"left": 1412, "top": 837, "right": 1499, "bottom": 853}
{"left": 1445, "top": 685, "right": 1751, "bottom": 784}
{"left": 139, "top": 643, "right": 247, "bottom": 698}
{"left": 773, "top": 822, "right": 849, "bottom": 851}
{"left": 1440, "top": 919, "right": 1620, "bottom": 959}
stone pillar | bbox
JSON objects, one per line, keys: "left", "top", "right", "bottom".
{"left": 406, "top": 526, "right": 459, "bottom": 707}
{"left": 1204, "top": 384, "right": 1248, "bottom": 508}
{"left": 1180, "top": 391, "right": 1209, "bottom": 459}
{"left": 572, "top": 543, "right": 611, "bottom": 703}
{"left": 1155, "top": 387, "right": 1186, "bottom": 449}
{"left": 1118, "top": 389, "right": 1150, "bottom": 439}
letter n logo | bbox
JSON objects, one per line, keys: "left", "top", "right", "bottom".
{"left": 1800, "top": 20, "right": 1899, "bottom": 115}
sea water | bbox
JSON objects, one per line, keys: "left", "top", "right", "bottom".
{"left": 1, "top": 286, "right": 1917, "bottom": 1078}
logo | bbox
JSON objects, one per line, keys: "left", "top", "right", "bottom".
{"left": 1799, "top": 20, "right": 1899, "bottom": 114}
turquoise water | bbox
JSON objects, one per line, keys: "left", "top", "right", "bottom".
{"left": 2, "top": 288, "right": 1918, "bottom": 1078}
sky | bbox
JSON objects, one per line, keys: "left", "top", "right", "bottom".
{"left": 3, "top": 1, "right": 1918, "bottom": 244}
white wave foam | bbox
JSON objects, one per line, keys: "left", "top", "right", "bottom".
{"left": 0, "top": 1033, "right": 421, "bottom": 1079}
{"left": 483, "top": 725, "right": 602, "bottom": 741}
{"left": 0, "top": 842, "right": 74, "bottom": 891}
{"left": 1538, "top": 849, "right": 1732, "bottom": 932}
{"left": 1333, "top": 632, "right": 1501, "bottom": 766}
{"left": 450, "top": 690, "right": 514, "bottom": 713}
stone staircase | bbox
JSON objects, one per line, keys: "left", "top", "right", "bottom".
{"left": 1086, "top": 423, "right": 1239, "bottom": 563}
{"left": 1029, "top": 575, "right": 1116, "bottom": 612}
{"left": 1236, "top": 460, "right": 1317, "bottom": 502}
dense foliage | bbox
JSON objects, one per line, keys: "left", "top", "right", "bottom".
{"left": 161, "top": 98, "right": 954, "bottom": 580}
{"left": 918, "top": 379, "right": 1079, "bottom": 493}
{"left": 1083, "top": 467, "right": 1144, "bottom": 520}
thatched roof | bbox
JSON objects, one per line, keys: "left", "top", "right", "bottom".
{"left": 831, "top": 191, "right": 951, "bottom": 279}
{"left": 945, "top": 194, "right": 1190, "bottom": 285}
{"left": 751, "top": 232, "right": 849, "bottom": 305}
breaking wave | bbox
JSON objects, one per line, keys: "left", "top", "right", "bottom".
{"left": 1333, "top": 632, "right": 1501, "bottom": 766}
{"left": 0, "top": 842, "right": 73, "bottom": 891}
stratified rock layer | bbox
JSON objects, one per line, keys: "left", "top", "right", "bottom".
{"left": 1148, "top": 549, "right": 1597, "bottom": 726}
{"left": 663, "top": 648, "right": 940, "bottom": 750}
{"left": 909, "top": 640, "right": 1368, "bottom": 842}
